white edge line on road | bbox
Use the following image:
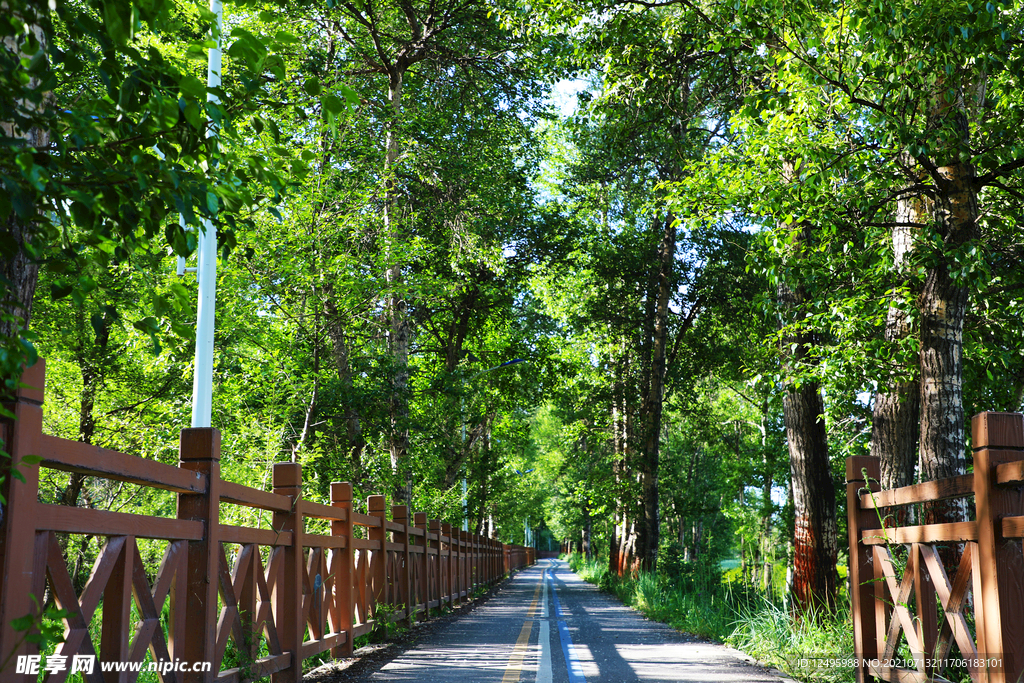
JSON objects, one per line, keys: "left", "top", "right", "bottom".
{"left": 538, "top": 565, "right": 552, "bottom": 683}
{"left": 550, "top": 560, "right": 586, "bottom": 683}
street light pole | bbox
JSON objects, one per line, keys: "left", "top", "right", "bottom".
{"left": 190, "top": 0, "right": 222, "bottom": 429}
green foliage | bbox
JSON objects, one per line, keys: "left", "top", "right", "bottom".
{"left": 568, "top": 552, "right": 737, "bottom": 641}
{"left": 0, "top": 597, "right": 67, "bottom": 674}
{"left": 370, "top": 603, "right": 408, "bottom": 644}
{"left": 729, "top": 600, "right": 855, "bottom": 683}
{"left": 7, "top": 0, "right": 1024, "bottom": 671}
{"left": 0, "top": 0, "right": 302, "bottom": 395}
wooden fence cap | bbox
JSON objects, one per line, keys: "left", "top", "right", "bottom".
{"left": 331, "top": 481, "right": 352, "bottom": 501}
{"left": 273, "top": 461, "right": 302, "bottom": 487}
{"left": 972, "top": 412, "right": 1024, "bottom": 450}
{"left": 179, "top": 427, "right": 222, "bottom": 461}
{"left": 845, "top": 455, "right": 880, "bottom": 482}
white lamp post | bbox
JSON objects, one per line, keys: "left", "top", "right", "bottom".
{"left": 190, "top": 0, "right": 222, "bottom": 429}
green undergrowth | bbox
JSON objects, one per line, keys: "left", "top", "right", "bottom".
{"left": 567, "top": 554, "right": 855, "bottom": 683}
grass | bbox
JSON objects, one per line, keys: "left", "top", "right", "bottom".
{"left": 730, "top": 598, "right": 854, "bottom": 683}
{"left": 568, "top": 553, "right": 856, "bottom": 683}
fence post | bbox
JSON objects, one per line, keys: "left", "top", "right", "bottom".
{"left": 331, "top": 482, "right": 354, "bottom": 658}
{"left": 442, "top": 522, "right": 453, "bottom": 608}
{"left": 391, "top": 505, "right": 411, "bottom": 625}
{"left": 846, "top": 456, "right": 880, "bottom": 683}
{"left": 471, "top": 533, "right": 478, "bottom": 593}
{"left": 176, "top": 427, "right": 222, "bottom": 683}
{"left": 467, "top": 531, "right": 475, "bottom": 597}
{"left": 462, "top": 530, "right": 468, "bottom": 599}
{"left": 415, "top": 513, "right": 429, "bottom": 621}
{"left": 271, "top": 462, "right": 303, "bottom": 683}
{"left": 974, "top": 412, "right": 1024, "bottom": 683}
{"left": 453, "top": 528, "right": 462, "bottom": 604}
{"left": 459, "top": 530, "right": 468, "bottom": 603}
{"left": 428, "top": 518, "right": 441, "bottom": 617}
{"left": 465, "top": 530, "right": 471, "bottom": 600}
{"left": 367, "top": 496, "right": 387, "bottom": 621}
{"left": 0, "top": 360, "right": 45, "bottom": 673}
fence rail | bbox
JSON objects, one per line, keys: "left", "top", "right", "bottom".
{"left": 0, "top": 361, "right": 535, "bottom": 683}
{"left": 847, "top": 410, "right": 1024, "bottom": 683}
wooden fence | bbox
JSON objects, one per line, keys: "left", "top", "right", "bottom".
{"left": 847, "top": 411, "right": 1024, "bottom": 683}
{"left": 0, "top": 361, "right": 535, "bottom": 683}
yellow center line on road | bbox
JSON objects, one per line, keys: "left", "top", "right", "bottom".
{"left": 502, "top": 573, "right": 544, "bottom": 682}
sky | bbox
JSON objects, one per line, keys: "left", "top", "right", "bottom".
{"left": 548, "top": 78, "right": 590, "bottom": 117}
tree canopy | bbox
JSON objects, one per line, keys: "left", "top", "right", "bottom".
{"left": 4, "top": 0, "right": 1024, "bottom": 617}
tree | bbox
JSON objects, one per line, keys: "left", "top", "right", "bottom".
{"left": 311, "top": 0, "right": 541, "bottom": 505}
{"left": 0, "top": 0, "right": 299, "bottom": 400}
{"left": 742, "top": 0, "right": 1024, "bottom": 519}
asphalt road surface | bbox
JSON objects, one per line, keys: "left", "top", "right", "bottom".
{"left": 347, "top": 558, "right": 794, "bottom": 683}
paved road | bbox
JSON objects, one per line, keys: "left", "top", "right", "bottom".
{"left": 352, "top": 559, "right": 793, "bottom": 682}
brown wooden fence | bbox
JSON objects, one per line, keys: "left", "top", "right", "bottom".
{"left": 847, "top": 411, "right": 1024, "bottom": 683}
{"left": 0, "top": 361, "right": 535, "bottom": 683}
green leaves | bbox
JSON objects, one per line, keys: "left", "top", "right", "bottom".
{"left": 101, "top": 0, "right": 131, "bottom": 44}
{"left": 179, "top": 74, "right": 205, "bottom": 100}
{"left": 320, "top": 85, "right": 359, "bottom": 137}
{"left": 303, "top": 77, "right": 322, "bottom": 97}
{"left": 227, "top": 27, "right": 268, "bottom": 72}
{"left": 322, "top": 85, "right": 359, "bottom": 114}
{"left": 321, "top": 93, "right": 345, "bottom": 115}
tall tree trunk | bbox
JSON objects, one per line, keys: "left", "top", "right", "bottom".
{"left": 614, "top": 348, "right": 636, "bottom": 576}
{"left": 0, "top": 18, "right": 48, "bottom": 391}
{"left": 873, "top": 168, "right": 926, "bottom": 492}
{"left": 383, "top": 67, "right": 412, "bottom": 506}
{"left": 609, "top": 368, "right": 623, "bottom": 576}
{"left": 759, "top": 402, "right": 774, "bottom": 591}
{"left": 59, "top": 306, "right": 113, "bottom": 509}
{"left": 583, "top": 511, "right": 592, "bottom": 560}
{"left": 324, "top": 292, "right": 365, "bottom": 476}
{"left": 636, "top": 215, "right": 675, "bottom": 573}
{"left": 782, "top": 376, "right": 837, "bottom": 612}
{"left": 919, "top": 90, "right": 976, "bottom": 527}
{"left": 0, "top": 215, "right": 41, "bottom": 358}
{"left": 777, "top": 162, "right": 838, "bottom": 612}
{"left": 621, "top": 519, "right": 638, "bottom": 574}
